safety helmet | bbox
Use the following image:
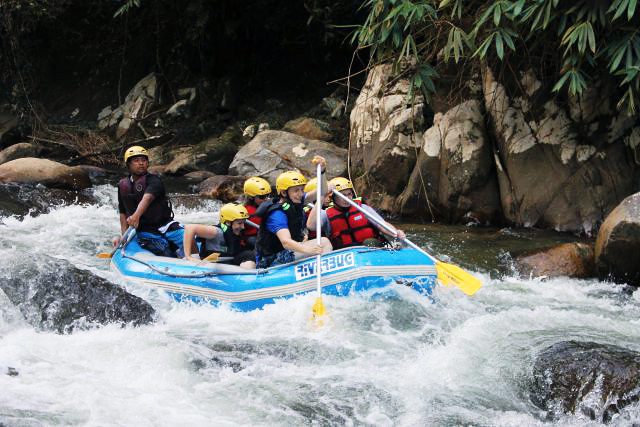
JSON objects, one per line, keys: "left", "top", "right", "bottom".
{"left": 219, "top": 203, "right": 249, "bottom": 223}
{"left": 329, "top": 177, "right": 354, "bottom": 193}
{"left": 243, "top": 176, "right": 272, "bottom": 197}
{"left": 276, "top": 170, "right": 307, "bottom": 194}
{"left": 124, "top": 146, "right": 149, "bottom": 163}
{"left": 303, "top": 178, "right": 317, "bottom": 193}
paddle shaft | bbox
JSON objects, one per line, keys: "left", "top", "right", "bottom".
{"left": 316, "top": 163, "right": 322, "bottom": 295}
{"left": 331, "top": 189, "right": 438, "bottom": 264}
{"left": 245, "top": 219, "right": 259, "bottom": 229}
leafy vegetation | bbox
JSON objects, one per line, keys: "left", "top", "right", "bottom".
{"left": 352, "top": 0, "right": 640, "bottom": 114}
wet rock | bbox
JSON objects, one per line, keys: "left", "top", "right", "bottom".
{"left": 349, "top": 64, "right": 424, "bottom": 211}
{"left": 595, "top": 192, "right": 640, "bottom": 286}
{"left": 0, "top": 182, "right": 96, "bottom": 217}
{"left": 0, "top": 158, "right": 91, "bottom": 190}
{"left": 283, "top": 117, "right": 332, "bottom": 141}
{"left": 198, "top": 175, "right": 245, "bottom": 202}
{"left": 0, "top": 142, "right": 42, "bottom": 165}
{"left": 229, "top": 130, "right": 346, "bottom": 183}
{"left": 514, "top": 243, "right": 595, "bottom": 278}
{"left": 166, "top": 99, "right": 189, "bottom": 118}
{"left": 7, "top": 367, "right": 18, "bottom": 376}
{"left": 0, "top": 259, "right": 154, "bottom": 334}
{"left": 397, "top": 99, "right": 499, "bottom": 223}
{"left": 530, "top": 341, "right": 640, "bottom": 423}
{"left": 183, "top": 170, "right": 216, "bottom": 182}
{"left": 153, "top": 126, "right": 243, "bottom": 175}
{"left": 483, "top": 66, "right": 640, "bottom": 234}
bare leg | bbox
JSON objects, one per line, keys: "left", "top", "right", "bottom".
{"left": 240, "top": 260, "right": 256, "bottom": 269}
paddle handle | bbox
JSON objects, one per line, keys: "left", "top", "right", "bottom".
{"left": 331, "top": 189, "right": 438, "bottom": 264}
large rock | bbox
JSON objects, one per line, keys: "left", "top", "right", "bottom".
{"left": 229, "top": 130, "right": 347, "bottom": 183}
{"left": 149, "top": 126, "right": 243, "bottom": 175}
{"left": 198, "top": 175, "right": 245, "bottom": 201}
{"left": 515, "top": 243, "right": 595, "bottom": 278}
{"left": 595, "top": 192, "right": 640, "bottom": 286}
{"left": 0, "top": 259, "right": 155, "bottom": 333}
{"left": 0, "top": 142, "right": 42, "bottom": 165}
{"left": 0, "top": 157, "right": 91, "bottom": 190}
{"left": 97, "top": 73, "right": 160, "bottom": 138}
{"left": 283, "top": 117, "right": 332, "bottom": 141}
{"left": 348, "top": 64, "right": 425, "bottom": 211}
{"left": 531, "top": 341, "right": 640, "bottom": 423}
{"left": 483, "top": 66, "right": 639, "bottom": 234}
{"left": 396, "top": 99, "right": 500, "bottom": 223}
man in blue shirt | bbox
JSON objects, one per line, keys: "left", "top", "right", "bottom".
{"left": 255, "top": 156, "right": 332, "bottom": 268}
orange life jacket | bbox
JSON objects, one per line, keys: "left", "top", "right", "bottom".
{"left": 326, "top": 199, "right": 381, "bottom": 249}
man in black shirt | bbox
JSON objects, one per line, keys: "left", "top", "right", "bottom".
{"left": 113, "top": 146, "right": 184, "bottom": 257}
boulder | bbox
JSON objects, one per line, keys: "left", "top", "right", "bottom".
{"left": 159, "top": 126, "right": 243, "bottom": 175}
{"left": 483, "top": 66, "right": 639, "bottom": 234}
{"left": 396, "top": 99, "right": 500, "bottom": 223}
{"left": 0, "top": 182, "right": 98, "bottom": 218}
{"left": 0, "top": 259, "right": 155, "bottom": 333}
{"left": 515, "top": 243, "right": 595, "bottom": 278}
{"left": 0, "top": 142, "right": 42, "bottom": 165}
{"left": 0, "top": 158, "right": 91, "bottom": 190}
{"left": 531, "top": 341, "right": 640, "bottom": 423}
{"left": 229, "top": 130, "right": 347, "bottom": 183}
{"left": 198, "top": 175, "right": 245, "bottom": 201}
{"left": 283, "top": 117, "right": 332, "bottom": 141}
{"left": 595, "top": 192, "right": 640, "bottom": 286}
{"left": 183, "top": 170, "right": 216, "bottom": 182}
{"left": 348, "top": 64, "right": 425, "bottom": 211}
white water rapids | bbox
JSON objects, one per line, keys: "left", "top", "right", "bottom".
{"left": 1, "top": 184, "right": 639, "bottom": 426}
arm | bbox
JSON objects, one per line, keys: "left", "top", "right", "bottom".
{"left": 276, "top": 228, "right": 322, "bottom": 255}
{"left": 126, "top": 193, "right": 156, "bottom": 228}
{"left": 183, "top": 224, "right": 219, "bottom": 260}
{"left": 112, "top": 213, "right": 129, "bottom": 247}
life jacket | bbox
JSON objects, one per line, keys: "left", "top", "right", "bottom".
{"left": 118, "top": 173, "right": 173, "bottom": 232}
{"left": 243, "top": 203, "right": 260, "bottom": 238}
{"left": 198, "top": 224, "right": 247, "bottom": 259}
{"left": 256, "top": 197, "right": 304, "bottom": 258}
{"left": 326, "top": 198, "right": 382, "bottom": 249}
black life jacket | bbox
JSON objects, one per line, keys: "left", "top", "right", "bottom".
{"left": 256, "top": 197, "right": 304, "bottom": 257}
{"left": 118, "top": 173, "right": 173, "bottom": 232}
{"left": 198, "top": 224, "right": 246, "bottom": 259}
{"left": 326, "top": 198, "right": 382, "bottom": 249}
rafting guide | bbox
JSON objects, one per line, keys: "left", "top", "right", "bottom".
{"left": 294, "top": 251, "right": 355, "bottom": 280}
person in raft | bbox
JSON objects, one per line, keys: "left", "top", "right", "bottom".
{"left": 114, "top": 146, "right": 184, "bottom": 257}
{"left": 255, "top": 156, "right": 333, "bottom": 268}
{"left": 306, "top": 177, "right": 406, "bottom": 250}
{"left": 241, "top": 176, "right": 272, "bottom": 246}
{"left": 183, "top": 203, "right": 256, "bottom": 269}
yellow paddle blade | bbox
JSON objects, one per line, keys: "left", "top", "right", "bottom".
{"left": 436, "top": 261, "right": 482, "bottom": 296}
{"left": 96, "top": 252, "right": 113, "bottom": 259}
{"left": 203, "top": 252, "right": 220, "bottom": 262}
{"left": 311, "top": 297, "right": 327, "bottom": 327}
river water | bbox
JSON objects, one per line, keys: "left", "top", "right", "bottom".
{"left": 1, "top": 183, "right": 639, "bottom": 426}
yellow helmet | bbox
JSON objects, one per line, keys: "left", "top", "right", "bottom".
{"left": 276, "top": 170, "right": 307, "bottom": 194}
{"left": 243, "top": 177, "right": 272, "bottom": 197}
{"left": 124, "top": 146, "right": 149, "bottom": 163}
{"left": 304, "top": 178, "right": 317, "bottom": 193}
{"left": 329, "top": 177, "right": 354, "bottom": 192}
{"left": 219, "top": 203, "right": 249, "bottom": 223}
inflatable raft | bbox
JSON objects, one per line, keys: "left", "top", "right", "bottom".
{"left": 110, "top": 239, "right": 438, "bottom": 311}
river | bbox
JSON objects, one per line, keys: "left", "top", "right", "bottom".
{"left": 1, "top": 182, "right": 639, "bottom": 426}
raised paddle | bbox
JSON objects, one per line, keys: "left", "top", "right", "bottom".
{"left": 331, "top": 189, "right": 482, "bottom": 296}
{"left": 97, "top": 227, "right": 136, "bottom": 259}
{"left": 311, "top": 163, "right": 327, "bottom": 324}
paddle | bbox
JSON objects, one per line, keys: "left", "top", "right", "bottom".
{"left": 97, "top": 227, "right": 137, "bottom": 259}
{"left": 311, "top": 163, "right": 327, "bottom": 323}
{"left": 331, "top": 190, "right": 482, "bottom": 296}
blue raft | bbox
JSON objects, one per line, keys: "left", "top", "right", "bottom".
{"left": 110, "top": 239, "right": 438, "bottom": 311}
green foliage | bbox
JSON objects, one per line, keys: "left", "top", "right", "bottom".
{"left": 113, "top": 0, "right": 141, "bottom": 17}
{"left": 353, "top": 0, "right": 640, "bottom": 114}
